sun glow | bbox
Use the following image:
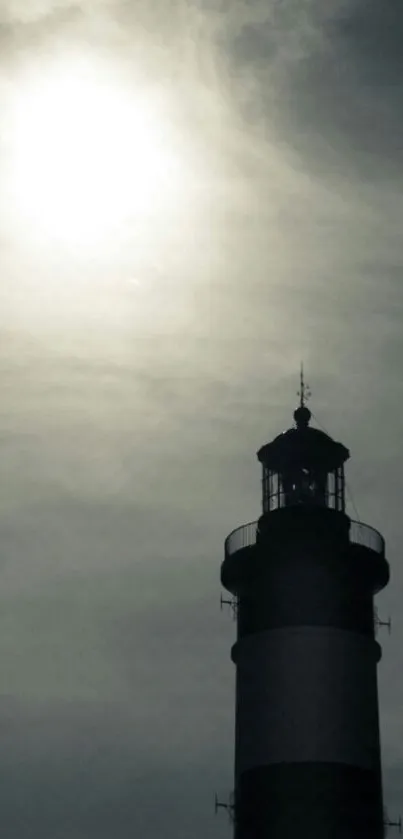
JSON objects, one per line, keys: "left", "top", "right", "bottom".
{"left": 8, "top": 56, "right": 189, "bottom": 248}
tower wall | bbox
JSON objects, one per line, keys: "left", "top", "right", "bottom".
{"left": 233, "top": 627, "right": 381, "bottom": 775}
{"left": 222, "top": 508, "right": 389, "bottom": 839}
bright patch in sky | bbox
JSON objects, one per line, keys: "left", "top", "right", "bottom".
{"left": 8, "top": 56, "right": 189, "bottom": 249}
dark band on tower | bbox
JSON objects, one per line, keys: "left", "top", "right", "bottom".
{"left": 221, "top": 389, "right": 389, "bottom": 839}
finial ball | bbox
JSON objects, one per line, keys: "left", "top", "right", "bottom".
{"left": 294, "top": 405, "right": 312, "bottom": 428}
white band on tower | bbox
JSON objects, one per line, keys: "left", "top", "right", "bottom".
{"left": 233, "top": 626, "right": 381, "bottom": 776}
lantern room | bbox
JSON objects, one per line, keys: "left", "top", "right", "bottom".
{"left": 257, "top": 404, "right": 350, "bottom": 514}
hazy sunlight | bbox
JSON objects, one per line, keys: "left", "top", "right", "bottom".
{"left": 8, "top": 55, "right": 189, "bottom": 249}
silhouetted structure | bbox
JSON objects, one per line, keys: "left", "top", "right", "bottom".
{"left": 221, "top": 382, "right": 389, "bottom": 838}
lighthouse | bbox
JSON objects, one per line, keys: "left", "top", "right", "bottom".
{"left": 221, "top": 380, "right": 389, "bottom": 839}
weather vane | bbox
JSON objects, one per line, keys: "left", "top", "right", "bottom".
{"left": 297, "top": 362, "right": 311, "bottom": 408}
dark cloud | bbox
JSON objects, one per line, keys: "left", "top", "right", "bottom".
{"left": 227, "top": 0, "right": 403, "bottom": 179}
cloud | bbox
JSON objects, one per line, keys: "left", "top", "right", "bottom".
{"left": 0, "top": 696, "right": 230, "bottom": 839}
{"left": 223, "top": 0, "right": 403, "bottom": 181}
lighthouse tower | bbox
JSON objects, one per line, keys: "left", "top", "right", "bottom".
{"left": 221, "top": 381, "right": 389, "bottom": 839}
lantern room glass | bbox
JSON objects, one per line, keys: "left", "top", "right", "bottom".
{"left": 262, "top": 465, "right": 345, "bottom": 513}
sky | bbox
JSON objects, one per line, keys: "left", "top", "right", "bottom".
{"left": 0, "top": 0, "right": 402, "bottom": 836}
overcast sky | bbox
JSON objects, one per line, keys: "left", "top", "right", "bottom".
{"left": 0, "top": 0, "right": 402, "bottom": 836}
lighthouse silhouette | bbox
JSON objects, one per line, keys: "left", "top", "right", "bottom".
{"left": 221, "top": 375, "right": 390, "bottom": 839}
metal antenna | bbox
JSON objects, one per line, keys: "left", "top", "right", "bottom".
{"left": 220, "top": 593, "right": 238, "bottom": 620}
{"left": 384, "top": 814, "right": 402, "bottom": 833}
{"left": 297, "top": 362, "right": 311, "bottom": 408}
{"left": 215, "top": 793, "right": 235, "bottom": 824}
{"left": 375, "top": 609, "right": 392, "bottom": 635}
